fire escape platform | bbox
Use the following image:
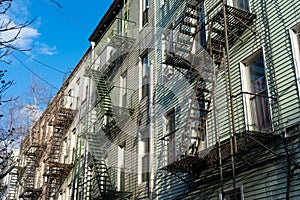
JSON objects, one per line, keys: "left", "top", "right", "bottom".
{"left": 164, "top": 53, "right": 192, "bottom": 70}
{"left": 19, "top": 188, "right": 42, "bottom": 199}
{"left": 206, "top": 5, "right": 256, "bottom": 44}
{"left": 162, "top": 131, "right": 278, "bottom": 175}
{"left": 45, "top": 162, "right": 73, "bottom": 175}
{"left": 108, "top": 33, "right": 135, "bottom": 49}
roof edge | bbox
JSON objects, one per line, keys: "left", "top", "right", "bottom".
{"left": 88, "top": 0, "right": 124, "bottom": 43}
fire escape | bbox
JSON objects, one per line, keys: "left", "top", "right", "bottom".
{"left": 162, "top": 0, "right": 215, "bottom": 172}
{"left": 77, "top": 20, "right": 136, "bottom": 199}
{"left": 44, "top": 96, "right": 75, "bottom": 200}
{"left": 19, "top": 129, "right": 45, "bottom": 199}
{"left": 160, "top": 0, "right": 277, "bottom": 187}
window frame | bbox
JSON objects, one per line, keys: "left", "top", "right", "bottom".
{"left": 290, "top": 23, "right": 300, "bottom": 98}
{"left": 164, "top": 108, "right": 176, "bottom": 165}
{"left": 141, "top": 52, "right": 149, "bottom": 98}
{"left": 162, "top": 26, "right": 175, "bottom": 83}
{"left": 120, "top": 71, "right": 128, "bottom": 108}
{"left": 141, "top": 0, "right": 149, "bottom": 27}
{"left": 117, "top": 144, "right": 126, "bottom": 191}
{"left": 219, "top": 185, "right": 244, "bottom": 200}
{"left": 139, "top": 130, "right": 150, "bottom": 183}
{"left": 228, "top": 0, "right": 250, "bottom": 12}
{"left": 240, "top": 50, "right": 272, "bottom": 132}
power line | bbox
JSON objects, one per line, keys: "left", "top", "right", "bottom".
{"left": 16, "top": 50, "right": 65, "bottom": 74}
{"left": 42, "top": 0, "right": 92, "bottom": 32}
{"left": 11, "top": 53, "right": 59, "bottom": 90}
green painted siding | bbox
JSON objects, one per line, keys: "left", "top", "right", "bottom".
{"left": 155, "top": 0, "right": 300, "bottom": 199}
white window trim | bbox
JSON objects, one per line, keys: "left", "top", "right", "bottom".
{"left": 240, "top": 49, "right": 273, "bottom": 132}
{"left": 290, "top": 24, "right": 300, "bottom": 98}
{"left": 120, "top": 71, "right": 128, "bottom": 107}
{"left": 163, "top": 109, "right": 176, "bottom": 165}
{"left": 140, "top": 52, "right": 149, "bottom": 100}
{"left": 219, "top": 185, "right": 244, "bottom": 200}
{"left": 161, "top": 26, "right": 175, "bottom": 83}
{"left": 228, "top": 0, "right": 250, "bottom": 12}
{"left": 117, "top": 145, "right": 125, "bottom": 191}
{"left": 140, "top": 0, "right": 149, "bottom": 29}
{"left": 138, "top": 129, "right": 150, "bottom": 184}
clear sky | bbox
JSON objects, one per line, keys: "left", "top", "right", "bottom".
{"left": 3, "top": 0, "right": 113, "bottom": 101}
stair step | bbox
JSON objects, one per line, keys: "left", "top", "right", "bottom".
{"left": 182, "top": 21, "right": 197, "bottom": 28}
{"left": 187, "top": 3, "right": 203, "bottom": 12}
{"left": 185, "top": 12, "right": 200, "bottom": 20}
{"left": 196, "top": 98, "right": 211, "bottom": 103}
{"left": 190, "top": 107, "right": 209, "bottom": 112}
{"left": 196, "top": 87, "right": 210, "bottom": 93}
{"left": 176, "top": 46, "right": 191, "bottom": 54}
{"left": 208, "top": 48, "right": 224, "bottom": 56}
{"left": 177, "top": 38, "right": 193, "bottom": 47}
{"left": 180, "top": 29, "right": 195, "bottom": 37}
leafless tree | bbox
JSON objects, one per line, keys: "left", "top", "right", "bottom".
{"left": 0, "top": 0, "right": 35, "bottom": 182}
{"left": 0, "top": 0, "right": 34, "bottom": 64}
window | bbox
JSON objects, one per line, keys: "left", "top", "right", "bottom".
{"left": 120, "top": 71, "right": 127, "bottom": 107}
{"left": 220, "top": 186, "right": 244, "bottom": 200}
{"left": 141, "top": 131, "right": 150, "bottom": 182}
{"left": 85, "top": 85, "right": 89, "bottom": 100}
{"left": 117, "top": 144, "right": 125, "bottom": 191}
{"left": 141, "top": 53, "right": 149, "bottom": 98}
{"left": 142, "top": 0, "right": 149, "bottom": 26}
{"left": 162, "top": 28, "right": 174, "bottom": 83}
{"left": 123, "top": 0, "right": 129, "bottom": 35}
{"left": 82, "top": 85, "right": 88, "bottom": 104}
{"left": 164, "top": 108, "right": 176, "bottom": 164}
{"left": 241, "top": 51, "right": 272, "bottom": 131}
{"left": 290, "top": 24, "right": 300, "bottom": 97}
{"left": 229, "top": 0, "right": 250, "bottom": 12}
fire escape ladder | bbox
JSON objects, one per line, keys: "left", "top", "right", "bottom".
{"left": 91, "top": 70, "right": 113, "bottom": 116}
{"left": 7, "top": 171, "right": 18, "bottom": 200}
{"left": 175, "top": 0, "right": 202, "bottom": 57}
{"left": 163, "top": 0, "right": 204, "bottom": 73}
{"left": 18, "top": 155, "right": 36, "bottom": 199}
{"left": 19, "top": 137, "right": 44, "bottom": 199}
{"left": 180, "top": 75, "right": 211, "bottom": 157}
{"left": 91, "top": 69, "right": 133, "bottom": 141}
{"left": 86, "top": 128, "right": 127, "bottom": 200}
{"left": 161, "top": 0, "right": 213, "bottom": 158}
{"left": 45, "top": 105, "right": 74, "bottom": 200}
{"left": 202, "top": 3, "right": 257, "bottom": 65}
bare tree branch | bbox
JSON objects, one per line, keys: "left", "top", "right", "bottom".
{"left": 0, "top": 0, "right": 12, "bottom": 14}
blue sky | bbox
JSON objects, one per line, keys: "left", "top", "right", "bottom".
{"left": 3, "top": 0, "right": 113, "bottom": 100}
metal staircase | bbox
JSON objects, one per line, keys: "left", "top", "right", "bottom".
{"left": 45, "top": 104, "right": 74, "bottom": 199}
{"left": 19, "top": 136, "right": 43, "bottom": 200}
{"left": 161, "top": 0, "right": 258, "bottom": 172}
{"left": 86, "top": 130, "right": 114, "bottom": 200}
{"left": 85, "top": 122, "right": 133, "bottom": 200}
{"left": 91, "top": 70, "right": 132, "bottom": 139}
{"left": 84, "top": 68, "right": 134, "bottom": 199}
{"left": 163, "top": 0, "right": 214, "bottom": 159}
{"left": 91, "top": 70, "right": 113, "bottom": 116}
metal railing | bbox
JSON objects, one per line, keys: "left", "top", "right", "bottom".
{"left": 232, "top": 91, "right": 275, "bottom": 133}
{"left": 91, "top": 17, "right": 137, "bottom": 76}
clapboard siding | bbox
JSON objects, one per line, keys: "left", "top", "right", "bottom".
{"left": 154, "top": 0, "right": 300, "bottom": 199}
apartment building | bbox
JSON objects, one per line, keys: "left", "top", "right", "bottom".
{"left": 18, "top": 0, "right": 157, "bottom": 199}
{"left": 69, "top": 0, "right": 158, "bottom": 199}
{"left": 154, "top": 0, "right": 300, "bottom": 199}
{"left": 16, "top": 0, "right": 300, "bottom": 199}
{"left": 0, "top": 149, "right": 19, "bottom": 200}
